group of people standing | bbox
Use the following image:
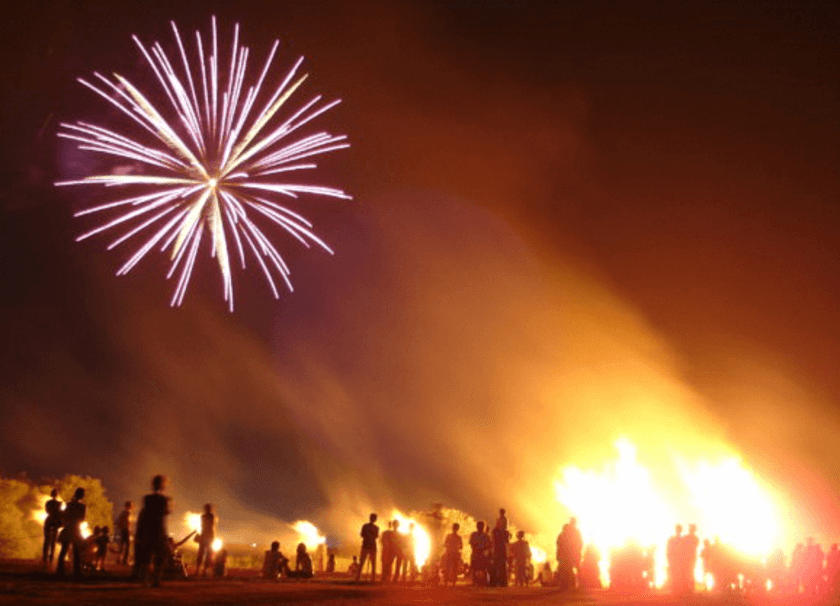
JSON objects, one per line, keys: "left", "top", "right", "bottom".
{"left": 39, "top": 476, "right": 221, "bottom": 586}
{"left": 354, "top": 512, "right": 426, "bottom": 584}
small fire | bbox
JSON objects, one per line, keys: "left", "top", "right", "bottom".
{"left": 392, "top": 510, "right": 432, "bottom": 567}
{"left": 555, "top": 437, "right": 786, "bottom": 588}
{"left": 185, "top": 512, "right": 202, "bottom": 534}
{"left": 211, "top": 538, "right": 223, "bottom": 552}
{"left": 291, "top": 520, "right": 326, "bottom": 551}
{"left": 80, "top": 522, "right": 91, "bottom": 539}
{"left": 31, "top": 494, "right": 64, "bottom": 525}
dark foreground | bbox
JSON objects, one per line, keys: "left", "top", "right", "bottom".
{"left": 0, "top": 562, "right": 836, "bottom": 606}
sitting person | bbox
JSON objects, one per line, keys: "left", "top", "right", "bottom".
{"left": 347, "top": 555, "right": 360, "bottom": 577}
{"left": 538, "top": 561, "right": 554, "bottom": 586}
{"left": 262, "top": 541, "right": 290, "bottom": 579}
{"left": 287, "top": 543, "right": 313, "bottom": 579}
{"left": 164, "top": 531, "right": 196, "bottom": 580}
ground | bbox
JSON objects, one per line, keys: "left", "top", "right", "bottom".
{"left": 0, "top": 562, "right": 835, "bottom": 606}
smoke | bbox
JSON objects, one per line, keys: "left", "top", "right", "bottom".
{"left": 0, "top": 0, "right": 838, "bottom": 556}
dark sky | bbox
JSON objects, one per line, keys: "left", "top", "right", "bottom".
{"left": 1, "top": 1, "right": 838, "bottom": 547}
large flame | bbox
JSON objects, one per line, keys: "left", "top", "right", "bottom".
{"left": 554, "top": 437, "right": 785, "bottom": 588}
{"left": 291, "top": 520, "right": 326, "bottom": 551}
{"left": 391, "top": 510, "right": 432, "bottom": 567}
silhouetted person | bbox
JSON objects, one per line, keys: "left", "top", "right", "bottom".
{"left": 289, "top": 542, "right": 313, "bottom": 579}
{"left": 681, "top": 523, "right": 699, "bottom": 593}
{"left": 356, "top": 513, "right": 379, "bottom": 582}
{"left": 469, "top": 520, "right": 491, "bottom": 586}
{"left": 511, "top": 531, "right": 531, "bottom": 586}
{"left": 380, "top": 519, "right": 396, "bottom": 583}
{"left": 666, "top": 524, "right": 683, "bottom": 592}
{"left": 579, "top": 544, "right": 602, "bottom": 589}
{"left": 135, "top": 474, "right": 171, "bottom": 587}
{"left": 391, "top": 521, "right": 408, "bottom": 583}
{"left": 326, "top": 553, "right": 336, "bottom": 573}
{"left": 116, "top": 501, "right": 133, "bottom": 565}
{"left": 348, "top": 555, "right": 359, "bottom": 577}
{"left": 394, "top": 522, "right": 416, "bottom": 582}
{"left": 555, "top": 517, "right": 582, "bottom": 590}
{"left": 262, "top": 541, "right": 289, "bottom": 579}
{"left": 42, "top": 489, "right": 62, "bottom": 566}
{"left": 490, "top": 519, "right": 510, "bottom": 586}
{"left": 95, "top": 526, "right": 110, "bottom": 571}
{"left": 195, "top": 503, "right": 216, "bottom": 577}
{"left": 496, "top": 508, "right": 508, "bottom": 532}
{"left": 56, "top": 487, "right": 86, "bottom": 579}
{"left": 537, "top": 561, "right": 553, "bottom": 586}
{"left": 442, "top": 523, "right": 462, "bottom": 586}
{"left": 826, "top": 544, "right": 840, "bottom": 593}
{"left": 213, "top": 548, "right": 228, "bottom": 578}
{"left": 803, "top": 538, "right": 824, "bottom": 595}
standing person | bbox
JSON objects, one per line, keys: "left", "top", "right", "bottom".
{"left": 56, "top": 488, "right": 86, "bottom": 579}
{"left": 469, "top": 521, "right": 491, "bottom": 586}
{"left": 94, "top": 526, "right": 110, "bottom": 571}
{"left": 42, "top": 489, "right": 63, "bottom": 566}
{"left": 681, "top": 524, "right": 699, "bottom": 593}
{"left": 666, "top": 524, "right": 684, "bottom": 592}
{"left": 355, "top": 513, "right": 379, "bottom": 583}
{"left": 442, "top": 523, "right": 463, "bottom": 586}
{"left": 115, "top": 501, "right": 133, "bottom": 565}
{"left": 195, "top": 503, "right": 216, "bottom": 577}
{"left": 135, "top": 475, "right": 171, "bottom": 587}
{"left": 391, "top": 521, "right": 408, "bottom": 583}
{"left": 380, "top": 520, "right": 396, "bottom": 583}
{"left": 395, "top": 522, "right": 417, "bottom": 583}
{"left": 490, "top": 519, "right": 510, "bottom": 586}
{"left": 511, "top": 531, "right": 531, "bottom": 587}
{"left": 496, "top": 509, "right": 508, "bottom": 532}
{"left": 555, "top": 518, "right": 582, "bottom": 590}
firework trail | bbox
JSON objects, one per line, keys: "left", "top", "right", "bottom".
{"left": 56, "top": 18, "right": 350, "bottom": 310}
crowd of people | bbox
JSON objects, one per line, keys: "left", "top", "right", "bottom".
{"left": 37, "top": 482, "right": 840, "bottom": 596}
{"left": 40, "top": 475, "right": 224, "bottom": 586}
{"left": 350, "top": 509, "right": 840, "bottom": 596}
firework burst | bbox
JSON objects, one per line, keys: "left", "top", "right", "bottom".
{"left": 56, "top": 17, "right": 350, "bottom": 310}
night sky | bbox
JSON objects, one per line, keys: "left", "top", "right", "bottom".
{"left": 1, "top": 1, "right": 838, "bottom": 546}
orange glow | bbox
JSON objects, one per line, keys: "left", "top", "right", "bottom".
{"left": 530, "top": 545, "right": 547, "bottom": 564}
{"left": 391, "top": 510, "right": 432, "bottom": 567}
{"left": 80, "top": 521, "right": 91, "bottom": 539}
{"left": 211, "top": 538, "right": 223, "bottom": 552}
{"left": 555, "top": 437, "right": 786, "bottom": 588}
{"left": 291, "top": 520, "right": 326, "bottom": 551}
{"left": 185, "top": 512, "right": 202, "bottom": 534}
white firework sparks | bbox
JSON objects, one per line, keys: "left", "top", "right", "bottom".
{"left": 56, "top": 17, "right": 350, "bottom": 310}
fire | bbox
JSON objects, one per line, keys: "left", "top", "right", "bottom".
{"left": 211, "top": 538, "right": 223, "bottom": 552}
{"left": 530, "top": 545, "right": 547, "bottom": 565}
{"left": 554, "top": 437, "right": 785, "bottom": 588}
{"left": 185, "top": 512, "right": 202, "bottom": 534}
{"left": 80, "top": 521, "right": 91, "bottom": 539}
{"left": 31, "top": 494, "right": 64, "bottom": 525}
{"left": 391, "top": 510, "right": 432, "bottom": 567}
{"left": 291, "top": 520, "right": 326, "bottom": 551}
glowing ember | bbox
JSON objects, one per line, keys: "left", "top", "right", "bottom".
{"left": 291, "top": 520, "right": 326, "bottom": 551}
{"left": 391, "top": 510, "right": 432, "bottom": 567}
{"left": 554, "top": 437, "right": 785, "bottom": 588}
